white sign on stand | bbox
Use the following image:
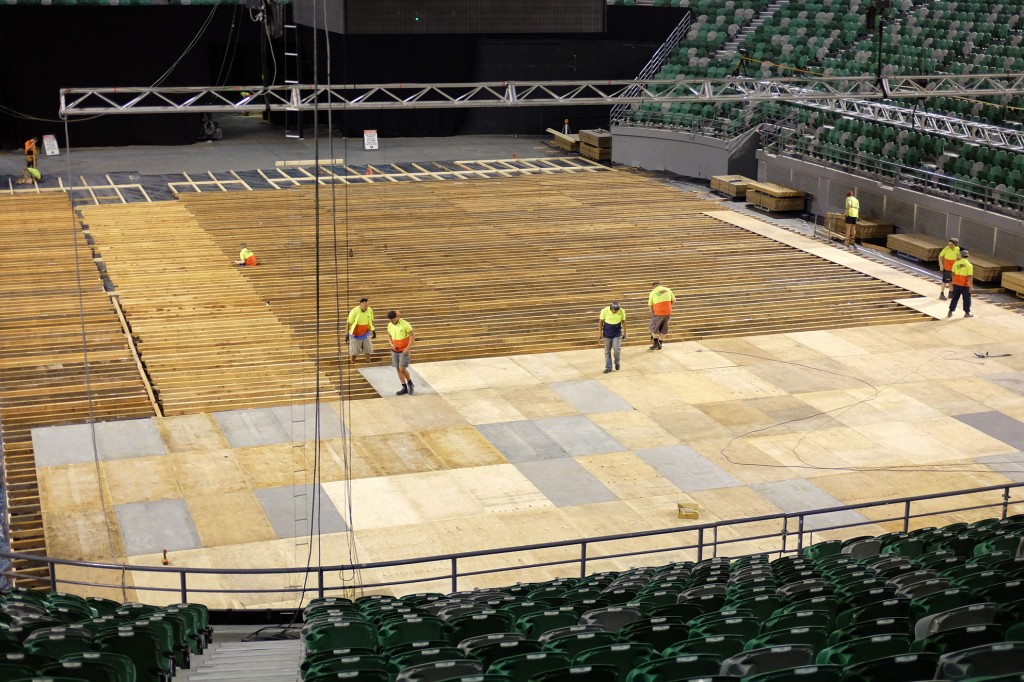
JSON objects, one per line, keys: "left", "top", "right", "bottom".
{"left": 363, "top": 129, "right": 379, "bottom": 151}
{"left": 42, "top": 135, "right": 60, "bottom": 156}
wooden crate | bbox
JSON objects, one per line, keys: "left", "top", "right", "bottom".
{"left": 579, "top": 142, "right": 612, "bottom": 161}
{"left": 746, "top": 181, "right": 806, "bottom": 212}
{"left": 1003, "top": 270, "right": 1024, "bottom": 297}
{"left": 972, "top": 253, "right": 1019, "bottom": 282}
{"left": 823, "top": 212, "right": 895, "bottom": 240}
{"left": 886, "top": 233, "right": 945, "bottom": 261}
{"left": 710, "top": 175, "right": 754, "bottom": 199}
{"left": 579, "top": 128, "right": 612, "bottom": 148}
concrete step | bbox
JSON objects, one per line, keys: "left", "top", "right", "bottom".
{"left": 186, "top": 639, "right": 303, "bottom": 682}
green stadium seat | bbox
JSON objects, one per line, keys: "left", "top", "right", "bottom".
{"left": 542, "top": 631, "right": 618, "bottom": 659}
{"left": 936, "top": 641, "right": 1024, "bottom": 681}
{"left": 514, "top": 609, "right": 580, "bottom": 638}
{"left": 744, "top": 626, "right": 830, "bottom": 653}
{"left": 616, "top": 618, "right": 690, "bottom": 651}
{"left": 24, "top": 633, "right": 94, "bottom": 660}
{"left": 662, "top": 634, "right": 746, "bottom": 659}
{"left": 61, "top": 652, "right": 137, "bottom": 682}
{"left": 760, "top": 610, "right": 833, "bottom": 633}
{"left": 571, "top": 642, "right": 659, "bottom": 678}
{"left": 532, "top": 663, "right": 622, "bottom": 681}
{"left": 815, "top": 633, "right": 912, "bottom": 666}
{"left": 841, "top": 652, "right": 940, "bottom": 682}
{"left": 826, "top": 617, "right": 911, "bottom": 647}
{"left": 446, "top": 611, "right": 514, "bottom": 646}
{"left": 744, "top": 664, "right": 843, "bottom": 682}
{"left": 720, "top": 644, "right": 816, "bottom": 677}
{"left": 0, "top": 663, "right": 36, "bottom": 680}
{"left": 97, "top": 629, "right": 173, "bottom": 682}
{"left": 909, "top": 588, "right": 975, "bottom": 622}
{"left": 303, "top": 621, "right": 377, "bottom": 654}
{"left": 465, "top": 639, "right": 542, "bottom": 669}
{"left": 914, "top": 602, "right": 999, "bottom": 640}
{"left": 689, "top": 616, "right": 761, "bottom": 640}
{"left": 486, "top": 651, "right": 570, "bottom": 682}
{"left": 625, "top": 652, "right": 723, "bottom": 681}
{"left": 393, "top": 659, "right": 484, "bottom": 682}
{"left": 910, "top": 622, "right": 1005, "bottom": 655}
{"left": 834, "top": 598, "right": 910, "bottom": 630}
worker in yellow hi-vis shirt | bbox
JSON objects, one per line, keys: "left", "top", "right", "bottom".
{"left": 346, "top": 297, "right": 376, "bottom": 363}
{"left": 937, "top": 238, "right": 960, "bottom": 301}
{"left": 844, "top": 190, "right": 860, "bottom": 249}
{"left": 387, "top": 309, "right": 415, "bottom": 395}
{"left": 599, "top": 301, "right": 627, "bottom": 373}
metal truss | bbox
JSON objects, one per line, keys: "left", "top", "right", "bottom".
{"left": 767, "top": 88, "right": 1024, "bottom": 152}
{"left": 59, "top": 72, "right": 1024, "bottom": 117}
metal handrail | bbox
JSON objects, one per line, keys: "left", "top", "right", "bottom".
{"left": 3, "top": 482, "right": 1022, "bottom": 604}
{"left": 609, "top": 12, "right": 693, "bottom": 122}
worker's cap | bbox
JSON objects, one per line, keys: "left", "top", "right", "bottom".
{"left": 387, "top": 310, "right": 398, "bottom": 319}
{"left": 847, "top": 190, "right": 854, "bottom": 196}
{"left": 949, "top": 237, "right": 959, "bottom": 245}
{"left": 959, "top": 249, "right": 969, "bottom": 258}
{"left": 359, "top": 297, "right": 369, "bottom": 303}
{"left": 610, "top": 302, "right": 620, "bottom": 311}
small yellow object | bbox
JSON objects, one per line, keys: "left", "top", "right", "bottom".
{"left": 677, "top": 502, "right": 700, "bottom": 520}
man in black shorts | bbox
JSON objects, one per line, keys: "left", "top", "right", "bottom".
{"left": 844, "top": 190, "right": 860, "bottom": 249}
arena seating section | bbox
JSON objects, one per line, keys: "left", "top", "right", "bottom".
{"left": 2, "top": 518, "right": 1023, "bottom": 679}
{"left": 622, "top": 0, "right": 1024, "bottom": 213}
{"left": 0, "top": 591, "right": 210, "bottom": 682}
{"left": 294, "top": 517, "right": 1024, "bottom": 682}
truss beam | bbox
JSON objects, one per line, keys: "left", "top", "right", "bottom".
{"left": 784, "top": 96, "right": 1024, "bottom": 152}
{"left": 60, "top": 73, "right": 1024, "bottom": 117}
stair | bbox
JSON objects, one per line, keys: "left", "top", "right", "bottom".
{"left": 185, "top": 639, "right": 303, "bottom": 682}
{"left": 714, "top": 0, "right": 790, "bottom": 61}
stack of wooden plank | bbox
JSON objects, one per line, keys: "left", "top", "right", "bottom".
{"left": 546, "top": 127, "right": 580, "bottom": 152}
{"left": 824, "top": 212, "right": 895, "bottom": 241}
{"left": 1003, "top": 271, "right": 1024, "bottom": 297}
{"left": 972, "top": 253, "right": 1018, "bottom": 282}
{"left": 579, "top": 129, "right": 612, "bottom": 161}
{"left": 746, "top": 181, "right": 807, "bottom": 212}
{"left": 886, "top": 233, "right": 945, "bottom": 261}
{"left": 710, "top": 175, "right": 755, "bottom": 199}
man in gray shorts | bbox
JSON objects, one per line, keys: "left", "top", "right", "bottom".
{"left": 387, "top": 310, "right": 416, "bottom": 395}
{"left": 346, "top": 297, "right": 376, "bottom": 363}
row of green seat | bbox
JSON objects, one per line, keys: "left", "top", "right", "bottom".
{"left": 0, "top": 588, "right": 211, "bottom": 682}
{"left": 298, "top": 516, "right": 1024, "bottom": 681}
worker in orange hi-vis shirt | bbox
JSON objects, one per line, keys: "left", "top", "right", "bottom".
{"left": 648, "top": 281, "right": 676, "bottom": 351}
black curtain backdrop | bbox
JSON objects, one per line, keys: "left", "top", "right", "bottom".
{"left": 0, "top": 4, "right": 682, "bottom": 149}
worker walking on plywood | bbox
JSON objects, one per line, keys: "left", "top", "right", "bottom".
{"left": 236, "top": 243, "right": 258, "bottom": 266}
{"left": 599, "top": 301, "right": 627, "bottom": 373}
{"left": 648, "top": 281, "right": 676, "bottom": 350}
{"left": 947, "top": 249, "right": 974, "bottom": 319}
{"left": 347, "top": 297, "right": 376, "bottom": 363}
{"left": 937, "top": 238, "right": 960, "bottom": 301}
{"left": 387, "top": 310, "right": 415, "bottom": 395}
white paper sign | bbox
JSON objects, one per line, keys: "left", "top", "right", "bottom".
{"left": 363, "top": 129, "right": 379, "bottom": 151}
{"left": 42, "top": 135, "right": 60, "bottom": 156}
